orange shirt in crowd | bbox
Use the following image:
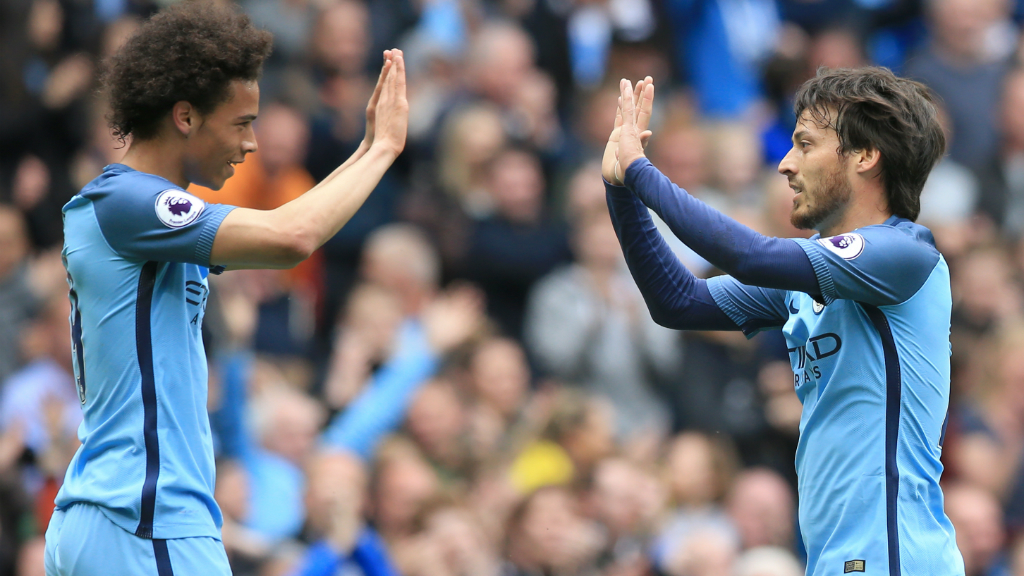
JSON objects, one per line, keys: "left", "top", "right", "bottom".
{"left": 189, "top": 152, "right": 324, "bottom": 297}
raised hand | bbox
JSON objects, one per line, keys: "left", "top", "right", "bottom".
{"left": 371, "top": 48, "right": 409, "bottom": 159}
{"left": 363, "top": 50, "right": 393, "bottom": 147}
{"left": 615, "top": 77, "right": 654, "bottom": 184}
{"left": 602, "top": 78, "right": 654, "bottom": 185}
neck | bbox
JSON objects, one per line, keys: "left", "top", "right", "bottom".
{"left": 817, "top": 184, "right": 892, "bottom": 237}
{"left": 120, "top": 137, "right": 189, "bottom": 188}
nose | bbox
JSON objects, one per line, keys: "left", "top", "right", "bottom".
{"left": 778, "top": 147, "right": 797, "bottom": 177}
{"left": 243, "top": 126, "right": 258, "bottom": 155}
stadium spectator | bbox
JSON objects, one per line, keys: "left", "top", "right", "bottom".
{"left": 524, "top": 204, "right": 678, "bottom": 443}
{"left": 945, "top": 482, "right": 1009, "bottom": 576}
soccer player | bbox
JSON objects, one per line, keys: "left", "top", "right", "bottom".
{"left": 603, "top": 69, "right": 963, "bottom": 575}
{"left": 44, "top": 5, "right": 408, "bottom": 575}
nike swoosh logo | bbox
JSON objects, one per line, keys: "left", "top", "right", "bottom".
{"left": 788, "top": 301, "right": 799, "bottom": 314}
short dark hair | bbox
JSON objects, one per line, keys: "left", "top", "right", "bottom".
{"left": 104, "top": 2, "right": 273, "bottom": 143}
{"left": 793, "top": 66, "right": 946, "bottom": 222}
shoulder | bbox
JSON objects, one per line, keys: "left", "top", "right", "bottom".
{"left": 815, "top": 219, "right": 939, "bottom": 267}
{"left": 84, "top": 166, "right": 209, "bottom": 230}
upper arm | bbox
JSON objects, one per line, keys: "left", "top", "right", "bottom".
{"left": 793, "top": 225, "right": 940, "bottom": 306}
{"left": 209, "top": 207, "right": 314, "bottom": 270}
{"left": 92, "top": 185, "right": 235, "bottom": 268}
{"left": 707, "top": 275, "right": 789, "bottom": 337}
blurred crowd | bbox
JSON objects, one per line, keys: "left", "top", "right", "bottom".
{"left": 6, "top": 0, "right": 1024, "bottom": 575}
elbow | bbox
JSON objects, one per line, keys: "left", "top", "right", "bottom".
{"left": 277, "top": 230, "right": 317, "bottom": 268}
{"left": 646, "top": 302, "right": 681, "bottom": 329}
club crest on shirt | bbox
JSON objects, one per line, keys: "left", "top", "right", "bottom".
{"left": 818, "top": 233, "right": 864, "bottom": 260}
{"left": 155, "top": 189, "right": 205, "bottom": 228}
{"left": 812, "top": 300, "right": 825, "bottom": 314}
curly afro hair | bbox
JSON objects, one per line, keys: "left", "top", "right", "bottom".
{"left": 104, "top": 2, "right": 273, "bottom": 143}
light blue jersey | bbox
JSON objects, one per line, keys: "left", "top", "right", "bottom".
{"left": 708, "top": 217, "right": 964, "bottom": 576}
{"left": 56, "top": 163, "right": 236, "bottom": 540}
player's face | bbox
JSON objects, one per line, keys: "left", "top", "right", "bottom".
{"left": 778, "top": 110, "right": 853, "bottom": 232}
{"left": 184, "top": 80, "right": 259, "bottom": 190}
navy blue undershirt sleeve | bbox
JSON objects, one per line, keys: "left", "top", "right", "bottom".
{"left": 623, "top": 157, "right": 820, "bottom": 295}
{"left": 605, "top": 180, "right": 736, "bottom": 331}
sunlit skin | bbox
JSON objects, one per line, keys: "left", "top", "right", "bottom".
{"left": 120, "top": 79, "right": 260, "bottom": 191}
{"left": 776, "top": 109, "right": 890, "bottom": 237}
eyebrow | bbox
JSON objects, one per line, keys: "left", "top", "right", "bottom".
{"left": 792, "top": 130, "right": 810, "bottom": 144}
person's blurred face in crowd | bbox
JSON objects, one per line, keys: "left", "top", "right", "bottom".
{"left": 708, "top": 123, "right": 762, "bottom": 197}
{"left": 508, "top": 487, "right": 603, "bottom": 573}
{"left": 101, "top": 15, "right": 141, "bottom": 59}
{"left": 649, "top": 123, "right": 709, "bottom": 193}
{"left": 215, "top": 460, "right": 251, "bottom": 523}
{"left": 20, "top": 296, "right": 72, "bottom": 368}
{"left": 0, "top": 206, "right": 29, "bottom": 281}
{"left": 313, "top": 0, "right": 370, "bottom": 76}
{"left": 470, "top": 338, "right": 530, "bottom": 419}
{"left": 373, "top": 449, "right": 440, "bottom": 537}
{"left": 360, "top": 224, "right": 441, "bottom": 315}
{"left": 559, "top": 397, "right": 615, "bottom": 472}
{"left": 1002, "top": 70, "right": 1024, "bottom": 151}
{"left": 342, "top": 283, "right": 404, "bottom": 361}
{"left": 807, "top": 28, "right": 865, "bottom": 71}
{"left": 945, "top": 483, "right": 1006, "bottom": 576}
{"left": 664, "top": 528, "right": 739, "bottom": 576}
{"left": 572, "top": 209, "right": 622, "bottom": 273}
{"left": 667, "top": 432, "right": 724, "bottom": 507}
{"left": 929, "top": 0, "right": 1003, "bottom": 61}
{"left": 28, "top": 0, "right": 63, "bottom": 52}
{"left": 778, "top": 110, "right": 854, "bottom": 232}
{"left": 487, "top": 148, "right": 545, "bottom": 225}
{"left": 579, "top": 88, "right": 621, "bottom": 149}
{"left": 726, "top": 469, "right": 795, "bottom": 549}
{"left": 589, "top": 457, "right": 663, "bottom": 537}
{"left": 954, "top": 247, "right": 1022, "bottom": 327}
{"left": 258, "top": 388, "right": 324, "bottom": 466}
{"left": 305, "top": 450, "right": 367, "bottom": 537}
{"left": 406, "top": 380, "right": 467, "bottom": 463}
{"left": 255, "top": 103, "right": 309, "bottom": 177}
{"left": 566, "top": 160, "right": 606, "bottom": 220}
{"left": 419, "top": 506, "right": 499, "bottom": 575}
{"left": 468, "top": 24, "right": 535, "bottom": 107}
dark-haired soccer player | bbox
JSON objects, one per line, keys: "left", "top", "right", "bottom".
{"left": 43, "top": 4, "right": 408, "bottom": 575}
{"left": 604, "top": 69, "right": 963, "bottom": 575}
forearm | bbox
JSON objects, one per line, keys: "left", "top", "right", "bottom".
{"left": 606, "top": 181, "right": 735, "bottom": 330}
{"left": 278, "top": 144, "right": 396, "bottom": 254}
{"left": 321, "top": 326, "right": 439, "bottom": 459}
{"left": 623, "top": 158, "right": 818, "bottom": 293}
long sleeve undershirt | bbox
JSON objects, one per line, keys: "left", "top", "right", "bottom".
{"left": 605, "top": 158, "right": 820, "bottom": 330}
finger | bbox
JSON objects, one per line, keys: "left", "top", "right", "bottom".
{"left": 636, "top": 82, "right": 654, "bottom": 132}
{"left": 369, "top": 57, "right": 391, "bottom": 108}
{"left": 632, "top": 79, "right": 644, "bottom": 120}
{"left": 614, "top": 102, "right": 623, "bottom": 130}
{"left": 640, "top": 130, "right": 652, "bottom": 149}
{"left": 620, "top": 79, "right": 636, "bottom": 128}
{"left": 393, "top": 48, "right": 407, "bottom": 96}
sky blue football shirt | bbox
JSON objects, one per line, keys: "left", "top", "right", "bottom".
{"left": 708, "top": 217, "right": 964, "bottom": 576}
{"left": 56, "top": 163, "right": 235, "bottom": 540}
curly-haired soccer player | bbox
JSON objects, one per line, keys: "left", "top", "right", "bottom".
{"left": 43, "top": 4, "right": 408, "bottom": 575}
{"left": 604, "top": 69, "right": 963, "bottom": 576}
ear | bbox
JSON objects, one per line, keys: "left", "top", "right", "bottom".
{"left": 853, "top": 146, "right": 882, "bottom": 177}
{"left": 171, "top": 101, "right": 195, "bottom": 138}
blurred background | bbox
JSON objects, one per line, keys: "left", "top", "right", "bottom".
{"left": 2, "top": 0, "right": 1024, "bottom": 574}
